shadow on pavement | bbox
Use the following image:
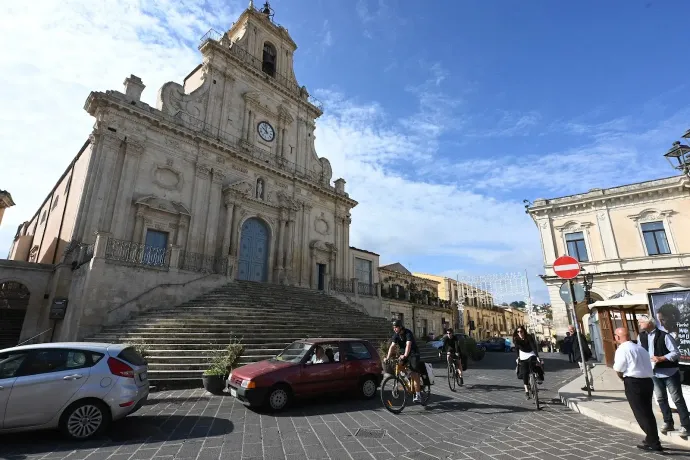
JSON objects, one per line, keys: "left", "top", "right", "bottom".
{"left": 0, "top": 415, "right": 234, "bottom": 456}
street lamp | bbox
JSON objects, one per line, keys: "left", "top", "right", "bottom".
{"left": 663, "top": 140, "right": 690, "bottom": 177}
{"left": 582, "top": 269, "right": 595, "bottom": 305}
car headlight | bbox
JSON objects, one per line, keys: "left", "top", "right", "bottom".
{"left": 241, "top": 379, "right": 256, "bottom": 389}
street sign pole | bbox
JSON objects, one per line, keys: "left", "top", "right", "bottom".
{"left": 569, "top": 278, "right": 592, "bottom": 398}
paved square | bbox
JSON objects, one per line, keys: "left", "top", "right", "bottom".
{"left": 1, "top": 354, "right": 684, "bottom": 459}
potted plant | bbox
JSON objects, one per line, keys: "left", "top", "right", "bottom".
{"left": 202, "top": 342, "right": 244, "bottom": 395}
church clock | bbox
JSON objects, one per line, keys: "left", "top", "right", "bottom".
{"left": 257, "top": 121, "right": 275, "bottom": 142}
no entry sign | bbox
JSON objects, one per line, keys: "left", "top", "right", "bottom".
{"left": 553, "top": 256, "right": 581, "bottom": 279}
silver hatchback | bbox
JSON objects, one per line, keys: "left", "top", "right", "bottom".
{"left": 0, "top": 342, "right": 149, "bottom": 440}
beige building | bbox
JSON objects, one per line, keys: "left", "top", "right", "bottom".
{"left": 1, "top": 4, "right": 372, "bottom": 345}
{"left": 413, "top": 272, "right": 527, "bottom": 339}
{"left": 527, "top": 175, "right": 690, "bottom": 338}
{"left": 0, "top": 190, "right": 15, "bottom": 228}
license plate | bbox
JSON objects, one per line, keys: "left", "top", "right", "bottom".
{"left": 140, "top": 372, "right": 147, "bottom": 380}
{"left": 230, "top": 388, "right": 237, "bottom": 397}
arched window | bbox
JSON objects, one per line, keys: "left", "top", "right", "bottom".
{"left": 262, "top": 42, "right": 277, "bottom": 76}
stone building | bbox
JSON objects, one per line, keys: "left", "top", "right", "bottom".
{"left": 1, "top": 3, "right": 363, "bottom": 344}
{"left": 527, "top": 174, "right": 690, "bottom": 339}
{"left": 0, "top": 190, "right": 15, "bottom": 227}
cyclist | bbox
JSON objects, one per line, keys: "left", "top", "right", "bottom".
{"left": 441, "top": 328, "right": 464, "bottom": 385}
{"left": 513, "top": 325, "right": 544, "bottom": 399}
{"left": 386, "top": 319, "right": 425, "bottom": 404}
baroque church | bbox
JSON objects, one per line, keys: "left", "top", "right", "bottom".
{"left": 5, "top": 2, "right": 363, "bottom": 342}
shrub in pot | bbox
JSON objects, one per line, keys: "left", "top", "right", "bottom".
{"left": 202, "top": 342, "right": 244, "bottom": 395}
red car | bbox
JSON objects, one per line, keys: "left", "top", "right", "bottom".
{"left": 227, "top": 338, "right": 383, "bottom": 411}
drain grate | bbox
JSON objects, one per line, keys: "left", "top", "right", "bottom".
{"left": 354, "top": 428, "right": 387, "bottom": 439}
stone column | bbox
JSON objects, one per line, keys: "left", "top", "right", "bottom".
{"left": 218, "top": 73, "right": 235, "bottom": 138}
{"left": 285, "top": 213, "right": 296, "bottom": 275}
{"left": 204, "top": 169, "right": 225, "bottom": 256}
{"left": 132, "top": 209, "right": 145, "bottom": 243}
{"left": 220, "top": 192, "right": 236, "bottom": 257}
{"left": 344, "top": 214, "right": 351, "bottom": 278}
{"left": 80, "top": 131, "right": 123, "bottom": 242}
{"left": 186, "top": 162, "right": 211, "bottom": 253}
{"left": 300, "top": 203, "right": 312, "bottom": 285}
{"left": 242, "top": 107, "right": 250, "bottom": 141}
{"left": 93, "top": 232, "right": 111, "bottom": 258}
{"left": 111, "top": 140, "right": 144, "bottom": 240}
{"left": 333, "top": 214, "right": 340, "bottom": 279}
{"left": 277, "top": 119, "right": 285, "bottom": 158}
{"left": 536, "top": 218, "right": 557, "bottom": 264}
{"left": 249, "top": 111, "right": 256, "bottom": 143}
{"left": 276, "top": 210, "right": 286, "bottom": 271}
{"left": 280, "top": 127, "right": 287, "bottom": 158}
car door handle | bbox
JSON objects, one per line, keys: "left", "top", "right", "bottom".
{"left": 63, "top": 374, "right": 84, "bottom": 380}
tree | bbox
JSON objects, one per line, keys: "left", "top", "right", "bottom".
{"left": 510, "top": 301, "right": 526, "bottom": 309}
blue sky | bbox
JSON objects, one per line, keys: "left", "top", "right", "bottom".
{"left": 1, "top": 0, "right": 689, "bottom": 302}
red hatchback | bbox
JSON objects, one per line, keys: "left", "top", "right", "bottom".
{"left": 227, "top": 338, "right": 383, "bottom": 411}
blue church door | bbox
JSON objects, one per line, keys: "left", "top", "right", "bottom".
{"left": 237, "top": 218, "right": 270, "bottom": 282}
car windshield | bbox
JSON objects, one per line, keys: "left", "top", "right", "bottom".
{"left": 275, "top": 342, "right": 312, "bottom": 363}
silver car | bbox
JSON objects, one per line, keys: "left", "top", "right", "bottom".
{"left": 0, "top": 342, "right": 148, "bottom": 440}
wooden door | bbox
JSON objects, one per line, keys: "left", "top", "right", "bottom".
{"left": 599, "top": 309, "right": 616, "bottom": 367}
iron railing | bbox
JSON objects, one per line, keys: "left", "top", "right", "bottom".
{"left": 104, "top": 238, "right": 170, "bottom": 269}
{"left": 172, "top": 111, "right": 326, "bottom": 186}
{"left": 17, "top": 328, "right": 52, "bottom": 347}
{"left": 199, "top": 29, "right": 323, "bottom": 111}
{"left": 178, "top": 251, "right": 228, "bottom": 274}
{"left": 357, "top": 282, "right": 376, "bottom": 297}
{"left": 330, "top": 277, "right": 354, "bottom": 294}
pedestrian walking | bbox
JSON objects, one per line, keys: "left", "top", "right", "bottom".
{"left": 563, "top": 332, "right": 574, "bottom": 362}
{"left": 568, "top": 325, "right": 594, "bottom": 392}
{"left": 613, "top": 327, "right": 663, "bottom": 452}
{"left": 638, "top": 316, "right": 690, "bottom": 437}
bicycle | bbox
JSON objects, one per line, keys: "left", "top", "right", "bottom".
{"left": 380, "top": 359, "right": 431, "bottom": 414}
{"left": 528, "top": 359, "right": 542, "bottom": 410}
{"left": 441, "top": 351, "right": 461, "bottom": 392}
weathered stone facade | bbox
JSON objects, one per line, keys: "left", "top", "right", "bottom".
{"left": 0, "top": 190, "right": 15, "bottom": 228}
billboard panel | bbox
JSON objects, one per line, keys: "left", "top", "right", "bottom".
{"left": 648, "top": 288, "right": 690, "bottom": 365}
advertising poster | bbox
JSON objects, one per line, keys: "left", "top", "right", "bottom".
{"left": 648, "top": 288, "right": 690, "bottom": 364}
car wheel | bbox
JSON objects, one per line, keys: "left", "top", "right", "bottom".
{"left": 360, "top": 376, "right": 378, "bottom": 399}
{"left": 59, "top": 400, "right": 110, "bottom": 441}
{"left": 266, "top": 384, "right": 291, "bottom": 411}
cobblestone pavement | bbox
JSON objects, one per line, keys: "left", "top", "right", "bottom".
{"left": 2, "top": 353, "right": 688, "bottom": 460}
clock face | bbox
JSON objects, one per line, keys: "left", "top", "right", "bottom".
{"left": 257, "top": 121, "right": 275, "bottom": 142}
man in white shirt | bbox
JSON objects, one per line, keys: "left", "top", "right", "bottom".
{"left": 638, "top": 316, "right": 690, "bottom": 437}
{"left": 612, "top": 327, "right": 662, "bottom": 452}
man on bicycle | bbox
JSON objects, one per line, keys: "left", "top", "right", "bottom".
{"left": 386, "top": 319, "right": 425, "bottom": 404}
{"left": 442, "top": 328, "right": 464, "bottom": 385}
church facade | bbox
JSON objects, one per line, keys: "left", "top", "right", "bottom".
{"left": 4, "top": 4, "right": 361, "bottom": 342}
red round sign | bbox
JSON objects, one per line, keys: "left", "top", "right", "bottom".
{"left": 553, "top": 256, "right": 581, "bottom": 279}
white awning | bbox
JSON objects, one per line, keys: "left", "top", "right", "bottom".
{"left": 589, "top": 293, "right": 649, "bottom": 309}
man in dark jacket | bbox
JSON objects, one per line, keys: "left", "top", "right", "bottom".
{"left": 568, "top": 325, "right": 594, "bottom": 391}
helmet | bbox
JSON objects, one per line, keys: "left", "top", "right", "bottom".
{"left": 392, "top": 319, "right": 403, "bottom": 328}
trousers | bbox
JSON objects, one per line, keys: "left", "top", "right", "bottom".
{"left": 653, "top": 371, "right": 690, "bottom": 428}
{"left": 624, "top": 377, "right": 660, "bottom": 447}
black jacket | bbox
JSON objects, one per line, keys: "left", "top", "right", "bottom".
{"left": 514, "top": 333, "right": 540, "bottom": 359}
{"left": 571, "top": 332, "right": 592, "bottom": 362}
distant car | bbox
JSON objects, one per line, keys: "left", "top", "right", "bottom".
{"left": 428, "top": 333, "right": 468, "bottom": 351}
{"left": 0, "top": 343, "right": 149, "bottom": 440}
{"left": 228, "top": 338, "right": 382, "bottom": 411}
{"left": 477, "top": 337, "right": 510, "bottom": 352}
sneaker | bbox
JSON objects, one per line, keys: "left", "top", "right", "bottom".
{"left": 537, "top": 378, "right": 543, "bottom": 385}
{"left": 525, "top": 391, "right": 530, "bottom": 400}
{"left": 678, "top": 427, "right": 689, "bottom": 438}
{"left": 412, "top": 395, "right": 420, "bottom": 403}
{"left": 459, "top": 377, "right": 464, "bottom": 386}
{"left": 637, "top": 444, "right": 663, "bottom": 452}
{"left": 660, "top": 424, "right": 674, "bottom": 435}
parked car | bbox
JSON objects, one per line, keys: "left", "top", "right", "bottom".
{"left": 228, "top": 338, "right": 382, "bottom": 411}
{"left": 428, "top": 333, "right": 468, "bottom": 351}
{"left": 476, "top": 337, "right": 510, "bottom": 352}
{"left": 0, "top": 343, "right": 148, "bottom": 440}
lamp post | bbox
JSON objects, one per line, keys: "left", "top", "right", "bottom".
{"left": 663, "top": 139, "right": 690, "bottom": 178}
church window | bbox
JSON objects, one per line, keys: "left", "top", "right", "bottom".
{"left": 262, "top": 42, "right": 277, "bottom": 77}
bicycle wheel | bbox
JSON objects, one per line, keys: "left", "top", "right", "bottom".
{"left": 530, "top": 373, "right": 540, "bottom": 410}
{"left": 447, "top": 362, "right": 456, "bottom": 392}
{"left": 381, "top": 375, "right": 407, "bottom": 414}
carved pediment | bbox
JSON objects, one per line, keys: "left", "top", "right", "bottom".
{"left": 278, "top": 105, "right": 294, "bottom": 125}
{"left": 277, "top": 191, "right": 301, "bottom": 211}
{"left": 627, "top": 208, "right": 676, "bottom": 223}
{"left": 135, "top": 196, "right": 190, "bottom": 216}
{"left": 554, "top": 220, "right": 593, "bottom": 233}
{"left": 223, "top": 180, "right": 253, "bottom": 198}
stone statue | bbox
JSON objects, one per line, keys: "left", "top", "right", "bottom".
{"left": 256, "top": 178, "right": 264, "bottom": 199}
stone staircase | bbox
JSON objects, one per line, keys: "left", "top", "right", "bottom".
{"left": 85, "top": 280, "right": 393, "bottom": 386}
